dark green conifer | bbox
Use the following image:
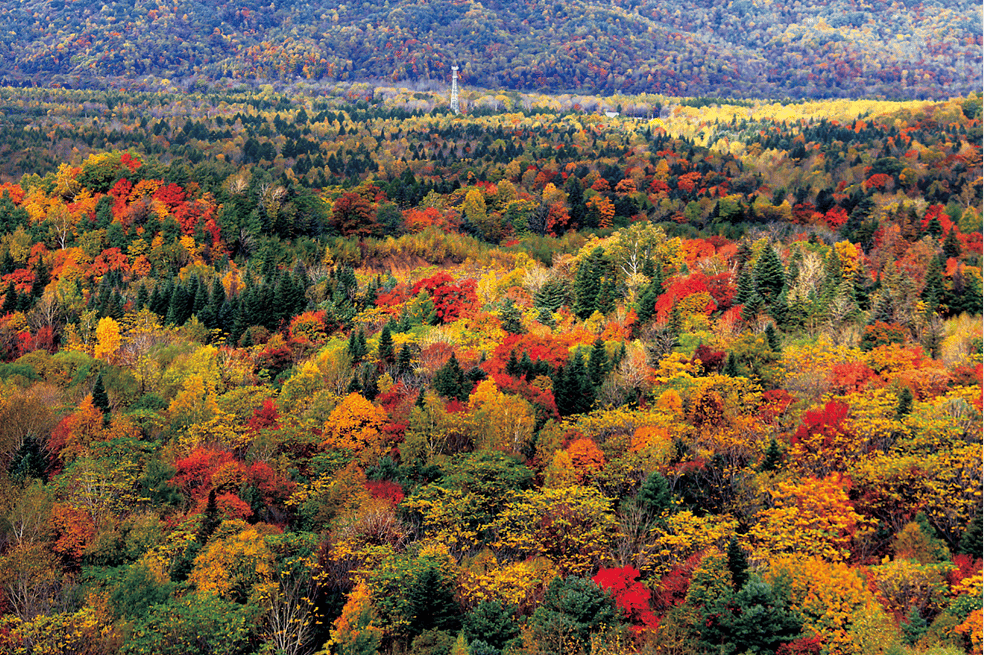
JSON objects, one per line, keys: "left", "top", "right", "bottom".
{"left": 397, "top": 344, "right": 414, "bottom": 379}
{"left": 734, "top": 269, "right": 756, "bottom": 306}
{"left": 573, "top": 247, "right": 605, "bottom": 319}
{"left": 433, "top": 353, "right": 469, "bottom": 402}
{"left": 92, "top": 373, "right": 110, "bottom": 416}
{"left": 499, "top": 298, "right": 525, "bottom": 334}
{"left": 760, "top": 437, "right": 783, "bottom": 471}
{"left": 378, "top": 322, "right": 395, "bottom": 365}
{"left": 587, "top": 338, "right": 609, "bottom": 387}
{"left": 754, "top": 245, "right": 785, "bottom": 304}
{"left": 2, "top": 281, "right": 17, "bottom": 315}
{"left": 764, "top": 323, "right": 780, "bottom": 351}
{"left": 726, "top": 537, "right": 750, "bottom": 591}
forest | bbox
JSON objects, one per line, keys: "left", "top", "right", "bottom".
{"left": 0, "top": 82, "right": 980, "bottom": 655}
{"left": 0, "top": 0, "right": 980, "bottom": 100}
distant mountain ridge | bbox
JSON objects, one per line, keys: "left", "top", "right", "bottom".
{"left": 0, "top": 0, "right": 979, "bottom": 98}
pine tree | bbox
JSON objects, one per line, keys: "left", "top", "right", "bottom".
{"left": 397, "top": 344, "right": 414, "bottom": 379}
{"left": 723, "top": 353, "right": 739, "bottom": 377}
{"left": 348, "top": 327, "right": 368, "bottom": 362}
{"left": 587, "top": 338, "right": 609, "bottom": 387}
{"left": 920, "top": 255, "right": 944, "bottom": 315}
{"left": 505, "top": 350, "right": 521, "bottom": 377}
{"left": 534, "top": 277, "right": 568, "bottom": 313}
{"left": 635, "top": 281, "right": 659, "bottom": 325}
{"left": 764, "top": 323, "right": 780, "bottom": 351}
{"left": 754, "top": 245, "right": 785, "bottom": 304}
{"left": 596, "top": 276, "right": 617, "bottom": 316}
{"left": 196, "top": 489, "right": 221, "bottom": 544}
{"left": 760, "top": 437, "right": 782, "bottom": 471}
{"left": 611, "top": 342, "right": 627, "bottom": 370}
{"left": 895, "top": 386, "right": 913, "bottom": 420}
{"left": 433, "top": 353, "right": 469, "bottom": 402}
{"left": 943, "top": 228, "right": 962, "bottom": 260}
{"left": 1, "top": 281, "right": 17, "bottom": 315}
{"left": 136, "top": 284, "right": 149, "bottom": 310}
{"left": 734, "top": 269, "right": 756, "bottom": 306}
{"left": 726, "top": 537, "right": 749, "bottom": 591}
{"left": 499, "top": 298, "right": 525, "bottom": 334}
{"left": 378, "top": 322, "right": 395, "bottom": 365}
{"left": 573, "top": 247, "right": 606, "bottom": 319}
{"left": 92, "top": 373, "right": 111, "bottom": 416}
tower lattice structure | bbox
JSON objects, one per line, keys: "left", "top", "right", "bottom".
{"left": 450, "top": 65, "right": 460, "bottom": 114}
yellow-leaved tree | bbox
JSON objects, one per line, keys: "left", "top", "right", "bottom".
{"left": 322, "top": 393, "right": 389, "bottom": 466}
{"left": 93, "top": 316, "right": 121, "bottom": 362}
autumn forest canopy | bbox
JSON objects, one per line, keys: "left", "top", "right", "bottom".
{"left": 0, "top": 0, "right": 981, "bottom": 99}
{"left": 0, "top": 57, "right": 980, "bottom": 655}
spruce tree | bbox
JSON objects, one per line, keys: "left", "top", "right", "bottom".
{"left": 573, "top": 247, "right": 605, "bottom": 319}
{"left": 764, "top": 323, "right": 780, "bottom": 351}
{"left": 534, "top": 277, "right": 568, "bottom": 313}
{"left": 499, "top": 298, "right": 525, "bottom": 334}
{"left": 587, "top": 338, "right": 609, "bottom": 387}
{"left": 397, "top": 344, "right": 414, "bottom": 379}
{"left": 895, "top": 386, "right": 913, "bottom": 420}
{"left": 596, "top": 276, "right": 617, "bottom": 316}
{"left": 920, "top": 255, "right": 944, "bottom": 314}
{"left": 433, "top": 353, "right": 469, "bottom": 402}
{"left": 505, "top": 350, "right": 521, "bottom": 377}
{"left": 754, "top": 245, "right": 785, "bottom": 304}
{"left": 92, "top": 373, "right": 111, "bottom": 415}
{"left": 760, "top": 437, "right": 783, "bottom": 471}
{"left": 378, "top": 322, "right": 395, "bottom": 365}
{"left": 943, "top": 228, "right": 962, "bottom": 260}
{"left": 734, "top": 269, "right": 756, "bottom": 306}
{"left": 723, "top": 353, "right": 739, "bottom": 377}
{"left": 1, "top": 281, "right": 16, "bottom": 315}
{"left": 136, "top": 284, "right": 149, "bottom": 310}
{"left": 726, "top": 537, "right": 750, "bottom": 591}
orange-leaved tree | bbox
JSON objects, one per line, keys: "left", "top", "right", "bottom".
{"left": 322, "top": 393, "right": 390, "bottom": 465}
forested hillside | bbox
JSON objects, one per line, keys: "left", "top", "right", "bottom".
{"left": 0, "top": 85, "right": 980, "bottom": 654}
{"left": 0, "top": 0, "right": 980, "bottom": 99}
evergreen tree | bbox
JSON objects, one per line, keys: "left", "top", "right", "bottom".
{"left": 764, "top": 323, "right": 780, "bottom": 351}
{"left": 734, "top": 269, "right": 756, "bottom": 306}
{"left": 754, "top": 245, "right": 785, "bottom": 304}
{"left": 611, "top": 342, "right": 627, "bottom": 370}
{"left": 723, "top": 353, "right": 739, "bottom": 377}
{"left": 397, "top": 344, "right": 414, "bottom": 379}
{"left": 505, "top": 350, "right": 521, "bottom": 377}
{"left": 433, "top": 353, "right": 469, "bottom": 402}
{"left": 596, "top": 276, "right": 617, "bottom": 316}
{"left": 1, "top": 281, "right": 17, "bottom": 315}
{"left": 895, "top": 386, "right": 914, "bottom": 419}
{"left": 196, "top": 489, "right": 221, "bottom": 544}
{"left": 92, "top": 373, "right": 111, "bottom": 416}
{"left": 348, "top": 327, "right": 368, "bottom": 362}
{"left": 635, "top": 281, "right": 659, "bottom": 325}
{"left": 573, "top": 247, "right": 606, "bottom": 319}
{"left": 499, "top": 298, "right": 525, "bottom": 334}
{"left": 920, "top": 255, "right": 944, "bottom": 314}
{"left": 636, "top": 471, "right": 672, "bottom": 518}
{"left": 942, "top": 228, "right": 962, "bottom": 260}
{"left": 587, "top": 338, "right": 609, "bottom": 387}
{"left": 361, "top": 366, "right": 379, "bottom": 400}
{"left": 136, "top": 284, "right": 149, "bottom": 310}
{"left": 760, "top": 437, "right": 783, "bottom": 472}
{"left": 726, "top": 537, "right": 749, "bottom": 591}
{"left": 378, "top": 322, "right": 395, "bottom": 365}
{"left": 534, "top": 277, "right": 568, "bottom": 313}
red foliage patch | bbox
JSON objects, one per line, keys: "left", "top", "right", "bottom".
{"left": 410, "top": 272, "right": 478, "bottom": 323}
{"left": 593, "top": 566, "right": 659, "bottom": 631}
{"left": 365, "top": 479, "right": 405, "bottom": 505}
